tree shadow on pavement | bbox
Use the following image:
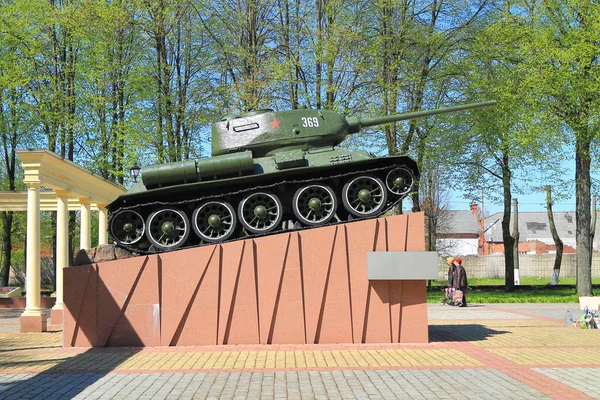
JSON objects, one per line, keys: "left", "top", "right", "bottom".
{"left": 0, "top": 332, "right": 142, "bottom": 400}
{"left": 0, "top": 259, "right": 150, "bottom": 400}
{"left": 429, "top": 324, "right": 510, "bottom": 342}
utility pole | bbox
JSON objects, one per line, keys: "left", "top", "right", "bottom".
{"left": 481, "top": 188, "right": 485, "bottom": 255}
{"left": 512, "top": 198, "right": 520, "bottom": 285}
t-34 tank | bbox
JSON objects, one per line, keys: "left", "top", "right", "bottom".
{"left": 107, "top": 100, "right": 495, "bottom": 253}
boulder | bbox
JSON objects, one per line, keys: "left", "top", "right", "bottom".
{"left": 94, "top": 244, "right": 116, "bottom": 263}
{"left": 71, "top": 244, "right": 136, "bottom": 266}
{"left": 114, "top": 246, "right": 135, "bottom": 260}
{"left": 73, "top": 249, "right": 95, "bottom": 266}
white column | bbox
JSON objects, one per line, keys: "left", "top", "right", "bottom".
{"left": 80, "top": 197, "right": 91, "bottom": 250}
{"left": 22, "top": 184, "right": 41, "bottom": 317}
{"left": 98, "top": 205, "right": 108, "bottom": 245}
{"left": 52, "top": 191, "right": 69, "bottom": 312}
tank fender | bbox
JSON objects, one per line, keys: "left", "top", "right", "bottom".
{"left": 142, "top": 159, "right": 199, "bottom": 188}
{"left": 197, "top": 150, "right": 255, "bottom": 179}
{"left": 141, "top": 151, "right": 255, "bottom": 188}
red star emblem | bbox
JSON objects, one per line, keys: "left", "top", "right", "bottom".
{"left": 270, "top": 118, "right": 281, "bottom": 129}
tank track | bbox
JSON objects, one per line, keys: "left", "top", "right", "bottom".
{"left": 108, "top": 164, "right": 416, "bottom": 254}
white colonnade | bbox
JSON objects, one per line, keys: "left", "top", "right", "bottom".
{"left": 1, "top": 149, "right": 126, "bottom": 332}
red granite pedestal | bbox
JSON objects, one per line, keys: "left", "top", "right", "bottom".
{"left": 49, "top": 308, "right": 64, "bottom": 330}
{"left": 64, "top": 212, "right": 429, "bottom": 347}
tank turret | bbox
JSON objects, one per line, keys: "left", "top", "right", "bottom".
{"left": 211, "top": 101, "right": 496, "bottom": 157}
{"left": 108, "top": 100, "right": 495, "bottom": 253}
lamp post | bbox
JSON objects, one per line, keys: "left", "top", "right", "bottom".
{"left": 129, "top": 162, "right": 141, "bottom": 183}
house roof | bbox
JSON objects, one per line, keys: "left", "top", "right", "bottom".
{"left": 437, "top": 210, "right": 479, "bottom": 235}
{"left": 483, "top": 211, "right": 600, "bottom": 243}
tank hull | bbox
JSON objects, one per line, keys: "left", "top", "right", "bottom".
{"left": 107, "top": 153, "right": 418, "bottom": 253}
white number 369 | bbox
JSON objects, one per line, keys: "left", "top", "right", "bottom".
{"left": 301, "top": 117, "right": 319, "bottom": 128}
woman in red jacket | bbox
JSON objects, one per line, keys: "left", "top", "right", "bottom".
{"left": 452, "top": 258, "right": 468, "bottom": 307}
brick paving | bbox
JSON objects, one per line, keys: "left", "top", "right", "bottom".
{"left": 0, "top": 303, "right": 598, "bottom": 399}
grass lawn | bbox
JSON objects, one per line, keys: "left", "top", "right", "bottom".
{"left": 427, "top": 287, "right": 581, "bottom": 303}
{"left": 427, "top": 277, "right": 598, "bottom": 303}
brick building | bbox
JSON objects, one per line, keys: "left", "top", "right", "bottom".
{"left": 481, "top": 210, "right": 596, "bottom": 255}
{"left": 437, "top": 204, "right": 600, "bottom": 256}
{"left": 435, "top": 204, "right": 482, "bottom": 256}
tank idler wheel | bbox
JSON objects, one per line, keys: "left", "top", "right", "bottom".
{"left": 342, "top": 175, "right": 388, "bottom": 218}
{"left": 292, "top": 184, "right": 337, "bottom": 226}
{"left": 146, "top": 208, "right": 190, "bottom": 251}
{"left": 385, "top": 167, "right": 415, "bottom": 197}
{"left": 110, "top": 210, "right": 145, "bottom": 245}
{"left": 192, "top": 201, "right": 237, "bottom": 243}
{"left": 238, "top": 191, "right": 283, "bottom": 234}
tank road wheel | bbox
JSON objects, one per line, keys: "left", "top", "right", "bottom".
{"left": 192, "top": 201, "right": 237, "bottom": 243}
{"left": 385, "top": 167, "right": 415, "bottom": 197}
{"left": 110, "top": 210, "right": 145, "bottom": 245}
{"left": 292, "top": 184, "right": 337, "bottom": 226}
{"left": 238, "top": 191, "right": 283, "bottom": 234}
{"left": 342, "top": 175, "right": 388, "bottom": 218}
{"left": 146, "top": 208, "right": 190, "bottom": 251}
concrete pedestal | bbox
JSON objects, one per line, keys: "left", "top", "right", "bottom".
{"left": 64, "top": 212, "right": 429, "bottom": 347}
{"left": 20, "top": 315, "right": 47, "bottom": 333}
{"left": 50, "top": 308, "right": 63, "bottom": 324}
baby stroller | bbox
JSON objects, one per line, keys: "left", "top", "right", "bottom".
{"left": 442, "top": 288, "right": 455, "bottom": 305}
{"left": 452, "top": 289, "right": 464, "bottom": 307}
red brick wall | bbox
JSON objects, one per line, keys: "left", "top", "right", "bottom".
{"left": 483, "top": 240, "right": 576, "bottom": 255}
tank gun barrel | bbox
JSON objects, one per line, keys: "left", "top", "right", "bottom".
{"left": 346, "top": 100, "right": 496, "bottom": 133}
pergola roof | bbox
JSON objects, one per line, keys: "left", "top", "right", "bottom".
{"left": 16, "top": 148, "right": 125, "bottom": 205}
{"left": 0, "top": 191, "right": 103, "bottom": 211}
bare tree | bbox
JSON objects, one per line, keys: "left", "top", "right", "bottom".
{"left": 546, "top": 186, "right": 563, "bottom": 285}
{"left": 419, "top": 160, "right": 453, "bottom": 254}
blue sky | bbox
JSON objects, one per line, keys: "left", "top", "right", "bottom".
{"left": 449, "top": 158, "right": 599, "bottom": 215}
{"left": 449, "top": 190, "right": 579, "bottom": 216}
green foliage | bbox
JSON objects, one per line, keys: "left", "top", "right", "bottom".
{"left": 513, "top": 0, "right": 600, "bottom": 295}
{"left": 0, "top": 0, "right": 597, "bottom": 284}
{"left": 0, "top": 0, "right": 595, "bottom": 181}
{"left": 8, "top": 247, "right": 25, "bottom": 285}
{"left": 455, "top": 6, "right": 568, "bottom": 204}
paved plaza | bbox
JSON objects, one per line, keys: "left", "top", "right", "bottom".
{"left": 0, "top": 303, "right": 598, "bottom": 399}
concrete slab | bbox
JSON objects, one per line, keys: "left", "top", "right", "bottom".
{"left": 0, "top": 303, "right": 598, "bottom": 399}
